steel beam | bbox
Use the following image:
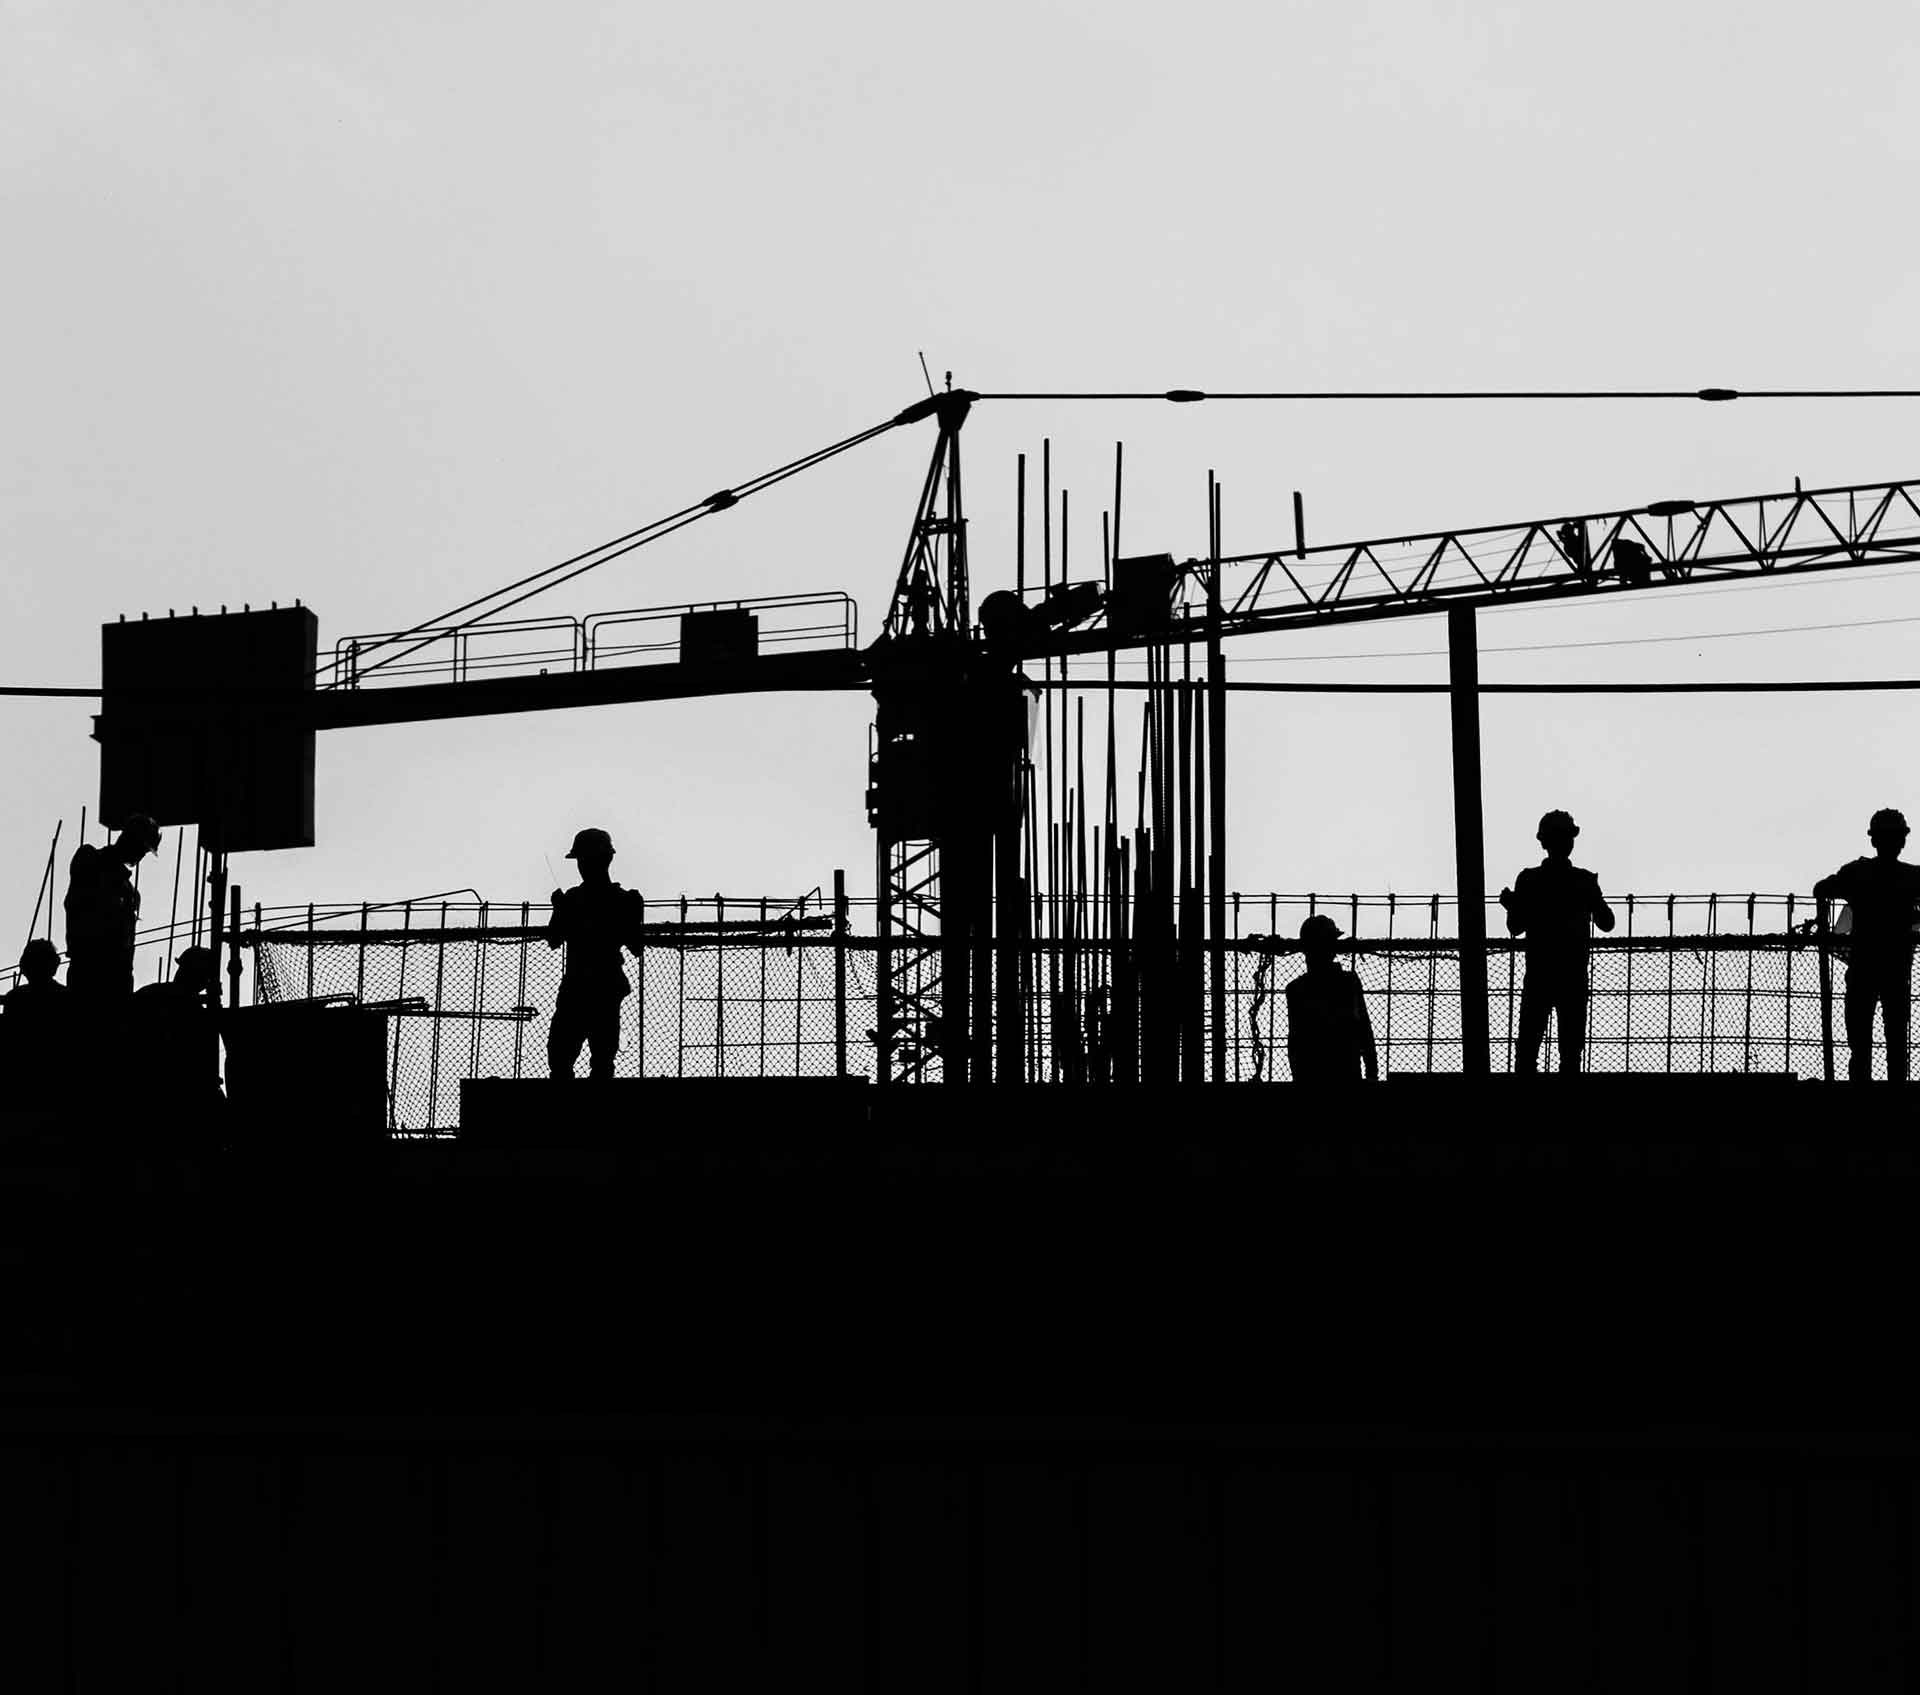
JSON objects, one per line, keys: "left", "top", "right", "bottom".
{"left": 1448, "top": 606, "right": 1490, "bottom": 1077}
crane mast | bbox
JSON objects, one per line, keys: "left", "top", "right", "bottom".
{"left": 867, "top": 390, "right": 1029, "bottom": 1084}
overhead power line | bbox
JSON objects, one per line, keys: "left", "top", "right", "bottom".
{"left": 977, "top": 388, "right": 1920, "bottom": 403}
{"left": 1194, "top": 609, "right": 1920, "bottom": 667}
{"left": 1039, "top": 678, "right": 1920, "bottom": 696}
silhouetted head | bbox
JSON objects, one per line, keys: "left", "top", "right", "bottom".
{"left": 1870, "top": 808, "right": 1909, "bottom": 858}
{"left": 116, "top": 814, "right": 162, "bottom": 861}
{"left": 173, "top": 946, "right": 216, "bottom": 995}
{"left": 565, "top": 827, "right": 615, "bottom": 874}
{"left": 1537, "top": 810, "right": 1579, "bottom": 859}
{"left": 17, "top": 938, "right": 59, "bottom": 985}
{"left": 1299, "top": 913, "right": 1343, "bottom": 962}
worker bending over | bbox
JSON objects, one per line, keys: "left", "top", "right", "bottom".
{"left": 63, "top": 814, "right": 161, "bottom": 999}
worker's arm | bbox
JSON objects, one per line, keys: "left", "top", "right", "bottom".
{"left": 1812, "top": 865, "right": 1846, "bottom": 903}
{"left": 1356, "top": 980, "right": 1379, "bottom": 1083}
{"left": 1499, "top": 875, "right": 1526, "bottom": 936}
{"left": 1589, "top": 875, "right": 1616, "bottom": 934}
{"left": 545, "top": 889, "right": 567, "bottom": 951}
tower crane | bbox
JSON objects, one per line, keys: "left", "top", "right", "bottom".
{"left": 90, "top": 391, "right": 1920, "bottom": 1082}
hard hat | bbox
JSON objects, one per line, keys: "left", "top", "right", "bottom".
{"left": 565, "top": 827, "right": 615, "bottom": 860}
{"left": 1870, "top": 808, "right": 1908, "bottom": 837}
{"left": 122, "top": 812, "right": 162, "bottom": 853}
{"left": 173, "top": 946, "right": 216, "bottom": 985}
{"left": 1299, "top": 913, "right": 1343, "bottom": 945}
{"left": 1537, "top": 809, "right": 1578, "bottom": 838}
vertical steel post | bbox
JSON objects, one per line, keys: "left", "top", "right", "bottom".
{"left": 428, "top": 902, "right": 447, "bottom": 1126}
{"left": 227, "top": 886, "right": 242, "bottom": 1008}
{"left": 514, "top": 900, "right": 530, "bottom": 1079}
{"left": 715, "top": 894, "right": 727, "bottom": 1078}
{"left": 1782, "top": 893, "right": 1795, "bottom": 1077}
{"left": 1447, "top": 606, "right": 1490, "bottom": 1077}
{"left": 1817, "top": 894, "right": 1835, "bottom": 1082}
{"left": 834, "top": 869, "right": 849, "bottom": 1079}
{"left": 1206, "top": 494, "right": 1228, "bottom": 1084}
{"left": 206, "top": 844, "right": 227, "bottom": 1010}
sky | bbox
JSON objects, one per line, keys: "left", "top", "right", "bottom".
{"left": 5, "top": 0, "right": 1920, "bottom": 959}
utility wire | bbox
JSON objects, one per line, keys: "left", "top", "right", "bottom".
{"left": 17, "top": 607, "right": 1920, "bottom": 700}
{"left": 977, "top": 387, "right": 1920, "bottom": 403}
{"left": 1180, "top": 609, "right": 1920, "bottom": 667}
{"left": 1039, "top": 678, "right": 1920, "bottom": 695}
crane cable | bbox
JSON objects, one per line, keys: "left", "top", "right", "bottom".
{"left": 328, "top": 408, "right": 910, "bottom": 688}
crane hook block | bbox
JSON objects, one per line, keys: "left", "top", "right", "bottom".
{"left": 1696, "top": 388, "right": 1739, "bottom": 402}
{"left": 704, "top": 489, "right": 738, "bottom": 511}
{"left": 1165, "top": 389, "right": 1207, "bottom": 403}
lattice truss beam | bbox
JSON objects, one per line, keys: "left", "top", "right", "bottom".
{"left": 1047, "top": 478, "right": 1920, "bottom": 654}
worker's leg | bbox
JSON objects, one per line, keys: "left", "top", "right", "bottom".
{"left": 584, "top": 1001, "right": 621, "bottom": 1081}
{"left": 1843, "top": 971, "right": 1879, "bottom": 1081}
{"left": 1515, "top": 968, "right": 1550, "bottom": 1074}
{"left": 1883, "top": 982, "right": 1911, "bottom": 1084}
{"left": 1556, "top": 975, "right": 1589, "bottom": 1074}
{"left": 548, "top": 992, "right": 587, "bottom": 1078}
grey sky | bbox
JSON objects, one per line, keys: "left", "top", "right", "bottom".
{"left": 5, "top": 0, "right": 1918, "bottom": 954}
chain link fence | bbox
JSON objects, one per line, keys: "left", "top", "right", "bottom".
{"left": 241, "top": 893, "right": 1880, "bottom": 1130}
{"left": 247, "top": 897, "right": 862, "bottom": 1133}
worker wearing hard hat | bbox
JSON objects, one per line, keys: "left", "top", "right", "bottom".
{"left": 1813, "top": 808, "right": 1920, "bottom": 1081}
{"left": 1501, "top": 809, "right": 1615, "bottom": 1075}
{"left": 1284, "top": 913, "right": 1379, "bottom": 1084}
{"left": 63, "top": 813, "right": 162, "bottom": 999}
{"left": 545, "top": 827, "right": 647, "bottom": 1080}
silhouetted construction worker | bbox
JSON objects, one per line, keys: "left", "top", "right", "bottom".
{"left": 1501, "top": 809, "right": 1615, "bottom": 1074}
{"left": 1285, "top": 914, "right": 1378, "bottom": 1083}
{"left": 545, "top": 827, "right": 646, "bottom": 1080}
{"left": 1813, "top": 808, "right": 1920, "bottom": 1082}
{"left": 132, "top": 946, "right": 222, "bottom": 1113}
{"left": 134, "top": 945, "right": 217, "bottom": 1010}
{"left": 4, "top": 939, "right": 68, "bottom": 1016}
{"left": 63, "top": 814, "right": 161, "bottom": 999}
{"left": 3, "top": 940, "right": 73, "bottom": 1103}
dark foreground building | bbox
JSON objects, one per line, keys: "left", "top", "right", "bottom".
{"left": 4, "top": 1074, "right": 1919, "bottom": 1689}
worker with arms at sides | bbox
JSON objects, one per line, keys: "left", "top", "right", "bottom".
{"left": 1813, "top": 807, "right": 1920, "bottom": 1082}
{"left": 1500, "top": 809, "right": 1615, "bottom": 1075}
{"left": 1285, "top": 913, "right": 1379, "bottom": 1084}
{"left": 545, "top": 827, "right": 647, "bottom": 1081}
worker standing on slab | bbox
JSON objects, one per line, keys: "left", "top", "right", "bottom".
{"left": 1501, "top": 810, "right": 1615, "bottom": 1075}
{"left": 545, "top": 827, "right": 647, "bottom": 1080}
{"left": 1284, "top": 914, "right": 1379, "bottom": 1084}
{"left": 1813, "top": 808, "right": 1920, "bottom": 1082}
{"left": 63, "top": 814, "right": 161, "bottom": 999}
